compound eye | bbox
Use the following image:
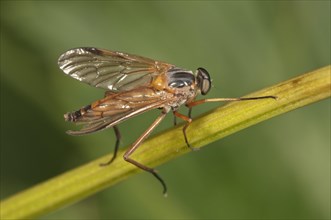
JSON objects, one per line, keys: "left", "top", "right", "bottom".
{"left": 196, "top": 67, "right": 211, "bottom": 95}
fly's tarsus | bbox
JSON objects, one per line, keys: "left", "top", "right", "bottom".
{"left": 100, "top": 126, "right": 121, "bottom": 166}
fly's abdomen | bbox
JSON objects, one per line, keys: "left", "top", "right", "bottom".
{"left": 64, "top": 104, "right": 91, "bottom": 122}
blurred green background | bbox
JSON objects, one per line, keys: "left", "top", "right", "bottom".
{"left": 1, "top": 1, "right": 330, "bottom": 219}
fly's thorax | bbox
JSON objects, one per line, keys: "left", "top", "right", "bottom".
{"left": 175, "top": 89, "right": 197, "bottom": 109}
{"left": 166, "top": 67, "right": 195, "bottom": 90}
{"left": 162, "top": 67, "right": 199, "bottom": 109}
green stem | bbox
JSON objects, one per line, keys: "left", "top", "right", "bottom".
{"left": 1, "top": 65, "right": 330, "bottom": 219}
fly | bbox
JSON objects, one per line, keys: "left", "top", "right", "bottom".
{"left": 58, "top": 47, "right": 276, "bottom": 195}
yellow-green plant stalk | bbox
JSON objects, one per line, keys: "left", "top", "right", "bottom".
{"left": 1, "top": 65, "right": 330, "bottom": 219}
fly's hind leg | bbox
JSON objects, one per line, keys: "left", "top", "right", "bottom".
{"left": 123, "top": 109, "right": 168, "bottom": 196}
{"left": 100, "top": 125, "right": 121, "bottom": 166}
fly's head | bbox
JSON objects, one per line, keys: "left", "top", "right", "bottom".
{"left": 196, "top": 67, "right": 211, "bottom": 95}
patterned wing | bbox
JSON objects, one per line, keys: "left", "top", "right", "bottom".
{"left": 58, "top": 47, "right": 173, "bottom": 91}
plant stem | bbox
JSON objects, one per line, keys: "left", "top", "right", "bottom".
{"left": 1, "top": 65, "right": 330, "bottom": 219}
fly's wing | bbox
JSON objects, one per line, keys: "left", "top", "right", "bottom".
{"left": 65, "top": 87, "right": 169, "bottom": 135}
{"left": 58, "top": 47, "right": 173, "bottom": 91}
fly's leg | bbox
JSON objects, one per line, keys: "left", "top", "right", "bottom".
{"left": 173, "top": 111, "right": 199, "bottom": 151}
{"left": 123, "top": 109, "right": 168, "bottom": 196}
{"left": 179, "top": 96, "right": 277, "bottom": 150}
{"left": 173, "top": 115, "right": 177, "bottom": 126}
{"left": 186, "top": 96, "right": 277, "bottom": 108}
{"left": 100, "top": 125, "right": 121, "bottom": 166}
{"left": 188, "top": 107, "right": 193, "bottom": 118}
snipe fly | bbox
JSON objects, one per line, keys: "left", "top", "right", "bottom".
{"left": 58, "top": 47, "right": 276, "bottom": 195}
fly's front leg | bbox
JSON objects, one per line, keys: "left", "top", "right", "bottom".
{"left": 100, "top": 125, "right": 121, "bottom": 166}
{"left": 173, "top": 111, "right": 199, "bottom": 151}
{"left": 123, "top": 109, "right": 168, "bottom": 196}
{"left": 181, "top": 96, "right": 276, "bottom": 150}
{"left": 186, "top": 96, "right": 277, "bottom": 108}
